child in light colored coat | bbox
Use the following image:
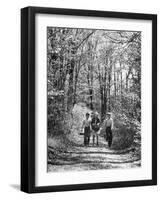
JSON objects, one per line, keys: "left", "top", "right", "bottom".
{"left": 82, "top": 113, "right": 91, "bottom": 146}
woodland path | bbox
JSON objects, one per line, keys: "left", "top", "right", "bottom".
{"left": 48, "top": 130, "right": 141, "bottom": 172}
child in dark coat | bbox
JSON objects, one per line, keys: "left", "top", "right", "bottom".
{"left": 91, "top": 112, "right": 100, "bottom": 146}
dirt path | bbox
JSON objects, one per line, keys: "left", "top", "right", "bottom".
{"left": 48, "top": 130, "right": 141, "bottom": 172}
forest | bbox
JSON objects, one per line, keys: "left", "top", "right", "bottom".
{"left": 47, "top": 27, "right": 141, "bottom": 136}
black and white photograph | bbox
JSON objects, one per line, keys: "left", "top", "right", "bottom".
{"left": 47, "top": 27, "right": 141, "bottom": 172}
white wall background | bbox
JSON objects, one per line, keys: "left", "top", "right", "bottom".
{"left": 0, "top": 0, "right": 159, "bottom": 199}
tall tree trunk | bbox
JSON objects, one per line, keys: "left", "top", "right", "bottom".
{"left": 73, "top": 61, "right": 79, "bottom": 106}
{"left": 87, "top": 41, "right": 94, "bottom": 110}
{"left": 107, "top": 59, "right": 112, "bottom": 111}
{"left": 126, "top": 72, "right": 129, "bottom": 93}
{"left": 67, "top": 58, "right": 75, "bottom": 111}
{"left": 117, "top": 71, "right": 119, "bottom": 96}
{"left": 120, "top": 70, "right": 123, "bottom": 102}
{"left": 87, "top": 67, "right": 93, "bottom": 110}
{"left": 98, "top": 64, "right": 105, "bottom": 120}
{"left": 114, "top": 62, "right": 117, "bottom": 99}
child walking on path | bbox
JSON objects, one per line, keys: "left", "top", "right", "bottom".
{"left": 91, "top": 112, "right": 101, "bottom": 146}
{"left": 82, "top": 113, "right": 91, "bottom": 146}
{"left": 104, "top": 113, "right": 114, "bottom": 147}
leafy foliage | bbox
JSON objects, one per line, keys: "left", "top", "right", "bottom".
{"left": 47, "top": 28, "right": 141, "bottom": 139}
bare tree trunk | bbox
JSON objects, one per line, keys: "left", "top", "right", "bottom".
{"left": 107, "top": 59, "right": 112, "bottom": 112}
{"left": 86, "top": 41, "right": 94, "bottom": 110}
{"left": 126, "top": 72, "right": 129, "bottom": 93}
{"left": 117, "top": 71, "right": 119, "bottom": 96}
{"left": 120, "top": 70, "right": 123, "bottom": 102}
{"left": 87, "top": 66, "right": 93, "bottom": 110}
{"left": 114, "top": 62, "right": 117, "bottom": 99}
{"left": 67, "top": 58, "right": 75, "bottom": 110}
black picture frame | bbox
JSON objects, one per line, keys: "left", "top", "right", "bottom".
{"left": 21, "top": 6, "right": 157, "bottom": 193}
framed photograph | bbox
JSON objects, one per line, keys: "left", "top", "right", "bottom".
{"left": 21, "top": 6, "right": 157, "bottom": 193}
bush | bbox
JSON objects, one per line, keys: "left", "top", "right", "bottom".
{"left": 111, "top": 127, "right": 135, "bottom": 150}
